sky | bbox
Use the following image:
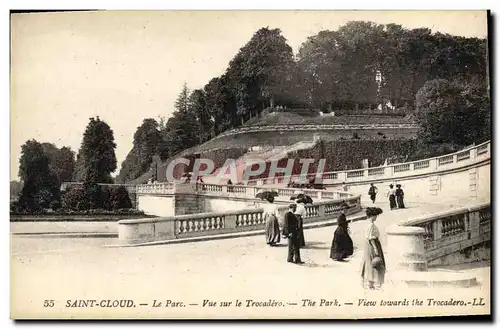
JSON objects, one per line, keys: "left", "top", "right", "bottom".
{"left": 10, "top": 10, "right": 488, "bottom": 181}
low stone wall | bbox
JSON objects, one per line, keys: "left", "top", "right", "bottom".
{"left": 118, "top": 196, "right": 362, "bottom": 245}
{"left": 386, "top": 202, "right": 491, "bottom": 270}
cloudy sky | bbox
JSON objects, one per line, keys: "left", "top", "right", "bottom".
{"left": 10, "top": 10, "right": 488, "bottom": 180}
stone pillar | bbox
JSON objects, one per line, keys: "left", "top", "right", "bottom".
{"left": 118, "top": 219, "right": 155, "bottom": 244}
{"left": 385, "top": 225, "right": 428, "bottom": 272}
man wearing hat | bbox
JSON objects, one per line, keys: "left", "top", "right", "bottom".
{"left": 283, "top": 203, "right": 304, "bottom": 264}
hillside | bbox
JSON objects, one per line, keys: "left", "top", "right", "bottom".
{"left": 128, "top": 112, "right": 419, "bottom": 184}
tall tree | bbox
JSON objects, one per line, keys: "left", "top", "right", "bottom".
{"left": 158, "top": 85, "right": 199, "bottom": 158}
{"left": 415, "top": 78, "right": 490, "bottom": 146}
{"left": 204, "top": 75, "right": 238, "bottom": 135}
{"left": 226, "top": 27, "right": 296, "bottom": 122}
{"left": 41, "top": 143, "right": 75, "bottom": 183}
{"left": 116, "top": 118, "right": 160, "bottom": 183}
{"left": 17, "top": 139, "right": 60, "bottom": 211}
{"left": 79, "top": 116, "right": 117, "bottom": 184}
{"left": 188, "top": 89, "right": 212, "bottom": 143}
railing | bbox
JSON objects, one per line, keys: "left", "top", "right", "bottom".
{"left": 64, "top": 141, "right": 490, "bottom": 196}
{"left": 135, "top": 183, "right": 174, "bottom": 195}
{"left": 244, "top": 140, "right": 490, "bottom": 186}
{"left": 393, "top": 163, "right": 411, "bottom": 173}
{"left": 216, "top": 123, "right": 420, "bottom": 138}
{"left": 197, "top": 183, "right": 339, "bottom": 201}
{"left": 399, "top": 203, "right": 491, "bottom": 262}
{"left": 118, "top": 195, "right": 363, "bottom": 244}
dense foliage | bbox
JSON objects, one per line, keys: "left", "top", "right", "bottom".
{"left": 115, "top": 23, "right": 488, "bottom": 183}
{"left": 415, "top": 78, "right": 490, "bottom": 147}
{"left": 60, "top": 185, "right": 132, "bottom": 211}
{"left": 16, "top": 140, "right": 61, "bottom": 212}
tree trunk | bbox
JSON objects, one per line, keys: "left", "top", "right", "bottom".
{"left": 270, "top": 97, "right": 275, "bottom": 109}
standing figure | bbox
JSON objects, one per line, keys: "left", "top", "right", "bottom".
{"left": 386, "top": 184, "right": 397, "bottom": 210}
{"left": 395, "top": 184, "right": 405, "bottom": 209}
{"left": 283, "top": 204, "right": 303, "bottom": 264}
{"left": 264, "top": 195, "right": 280, "bottom": 246}
{"left": 330, "top": 207, "right": 354, "bottom": 261}
{"left": 368, "top": 183, "right": 378, "bottom": 204}
{"left": 294, "top": 197, "right": 307, "bottom": 247}
{"left": 360, "top": 207, "right": 386, "bottom": 290}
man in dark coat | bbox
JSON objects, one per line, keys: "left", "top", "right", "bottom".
{"left": 283, "top": 203, "right": 303, "bottom": 264}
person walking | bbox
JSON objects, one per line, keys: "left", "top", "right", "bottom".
{"left": 294, "top": 197, "right": 307, "bottom": 247}
{"left": 386, "top": 184, "right": 397, "bottom": 210}
{"left": 395, "top": 184, "right": 405, "bottom": 209}
{"left": 368, "top": 183, "right": 378, "bottom": 204}
{"left": 329, "top": 205, "right": 354, "bottom": 261}
{"left": 360, "top": 207, "right": 386, "bottom": 290}
{"left": 283, "top": 203, "right": 303, "bottom": 264}
{"left": 263, "top": 195, "right": 280, "bottom": 246}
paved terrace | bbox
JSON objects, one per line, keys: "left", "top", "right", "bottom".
{"left": 11, "top": 199, "right": 490, "bottom": 319}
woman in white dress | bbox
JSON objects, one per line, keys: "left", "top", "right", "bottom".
{"left": 360, "top": 207, "right": 386, "bottom": 290}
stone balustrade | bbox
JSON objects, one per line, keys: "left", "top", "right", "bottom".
{"left": 386, "top": 202, "right": 491, "bottom": 271}
{"left": 118, "top": 195, "right": 362, "bottom": 244}
{"left": 61, "top": 142, "right": 489, "bottom": 200}
{"left": 216, "top": 123, "right": 420, "bottom": 138}
{"left": 245, "top": 140, "right": 490, "bottom": 186}
{"left": 196, "top": 183, "right": 340, "bottom": 201}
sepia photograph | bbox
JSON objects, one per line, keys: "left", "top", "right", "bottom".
{"left": 9, "top": 9, "right": 491, "bottom": 320}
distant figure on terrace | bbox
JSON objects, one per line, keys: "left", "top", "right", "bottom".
{"left": 264, "top": 195, "right": 281, "bottom": 247}
{"left": 386, "top": 184, "right": 397, "bottom": 210}
{"left": 329, "top": 204, "right": 354, "bottom": 261}
{"left": 227, "top": 179, "right": 233, "bottom": 192}
{"left": 395, "top": 184, "right": 405, "bottom": 209}
{"left": 283, "top": 203, "right": 303, "bottom": 264}
{"left": 360, "top": 207, "right": 386, "bottom": 290}
{"left": 294, "top": 197, "right": 307, "bottom": 247}
{"left": 342, "top": 182, "right": 349, "bottom": 192}
{"left": 368, "top": 183, "right": 378, "bottom": 203}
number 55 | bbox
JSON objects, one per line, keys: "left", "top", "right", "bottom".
{"left": 43, "top": 300, "right": 54, "bottom": 307}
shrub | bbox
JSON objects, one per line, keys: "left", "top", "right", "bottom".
{"left": 109, "top": 186, "right": 133, "bottom": 209}
{"left": 61, "top": 186, "right": 86, "bottom": 211}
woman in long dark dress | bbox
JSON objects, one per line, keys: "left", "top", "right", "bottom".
{"left": 264, "top": 195, "right": 280, "bottom": 246}
{"left": 330, "top": 210, "right": 354, "bottom": 261}
{"left": 395, "top": 184, "right": 405, "bottom": 209}
{"left": 387, "top": 184, "right": 397, "bottom": 210}
{"left": 360, "top": 207, "right": 386, "bottom": 290}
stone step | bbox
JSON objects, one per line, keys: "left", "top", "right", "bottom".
{"left": 387, "top": 269, "right": 479, "bottom": 288}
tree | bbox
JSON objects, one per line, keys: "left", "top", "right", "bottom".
{"left": 17, "top": 139, "right": 60, "bottom": 211}
{"left": 158, "top": 85, "right": 199, "bottom": 158}
{"left": 188, "top": 89, "right": 212, "bottom": 143}
{"left": 54, "top": 147, "right": 76, "bottom": 182}
{"left": 204, "top": 75, "right": 238, "bottom": 135}
{"left": 76, "top": 117, "right": 117, "bottom": 209}
{"left": 41, "top": 143, "right": 75, "bottom": 183}
{"left": 415, "top": 78, "right": 490, "bottom": 146}
{"left": 116, "top": 118, "right": 160, "bottom": 183}
{"left": 10, "top": 180, "right": 23, "bottom": 200}
{"left": 226, "top": 27, "right": 297, "bottom": 122}
{"left": 79, "top": 116, "right": 117, "bottom": 184}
